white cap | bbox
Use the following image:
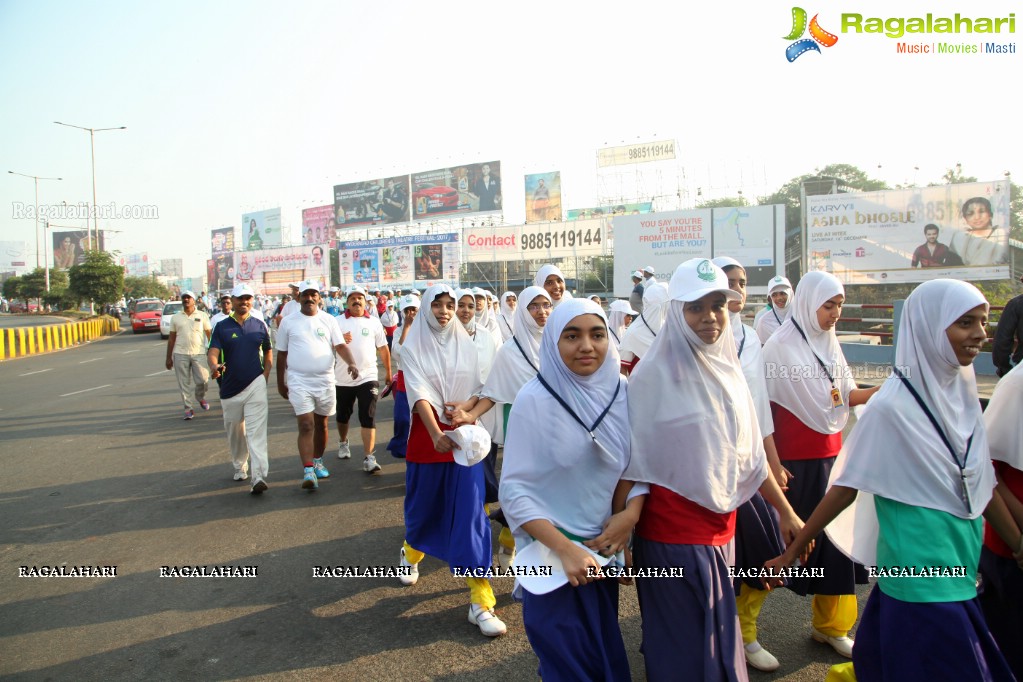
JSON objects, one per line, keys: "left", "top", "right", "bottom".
{"left": 668, "top": 258, "right": 741, "bottom": 303}
{"left": 631, "top": 270, "right": 643, "bottom": 280}
{"left": 449, "top": 425, "right": 491, "bottom": 467}
{"left": 609, "top": 299, "right": 638, "bottom": 315}
{"left": 768, "top": 275, "right": 793, "bottom": 294}
{"left": 400, "top": 295, "right": 420, "bottom": 310}
{"left": 298, "top": 280, "right": 321, "bottom": 293}
{"left": 711, "top": 256, "right": 743, "bottom": 270}
{"left": 328, "top": 286, "right": 340, "bottom": 293}
{"left": 643, "top": 265, "right": 656, "bottom": 275}
{"left": 287, "top": 282, "right": 301, "bottom": 289}
{"left": 513, "top": 538, "right": 613, "bottom": 596}
{"left": 347, "top": 285, "right": 368, "bottom": 299}
{"left": 231, "top": 283, "right": 256, "bottom": 298}
{"left": 181, "top": 290, "right": 196, "bottom": 299}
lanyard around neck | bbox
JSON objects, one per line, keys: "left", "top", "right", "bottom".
{"left": 640, "top": 312, "right": 656, "bottom": 337}
{"left": 512, "top": 336, "right": 539, "bottom": 373}
{"left": 535, "top": 372, "right": 621, "bottom": 460}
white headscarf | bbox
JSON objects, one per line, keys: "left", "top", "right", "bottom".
{"left": 984, "top": 363, "right": 1023, "bottom": 470}
{"left": 619, "top": 282, "right": 669, "bottom": 362}
{"left": 498, "top": 291, "right": 517, "bottom": 341}
{"left": 607, "top": 300, "right": 634, "bottom": 348}
{"left": 483, "top": 286, "right": 551, "bottom": 404}
{"left": 456, "top": 288, "right": 478, "bottom": 334}
{"left": 625, "top": 264, "right": 767, "bottom": 513}
{"left": 826, "top": 279, "right": 994, "bottom": 565}
{"left": 762, "top": 271, "right": 855, "bottom": 434}
{"left": 755, "top": 275, "right": 794, "bottom": 343}
{"left": 534, "top": 264, "right": 574, "bottom": 307}
{"left": 401, "top": 284, "right": 482, "bottom": 424}
{"left": 500, "top": 299, "right": 631, "bottom": 539}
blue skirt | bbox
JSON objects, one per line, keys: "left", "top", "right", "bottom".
{"left": 404, "top": 460, "right": 491, "bottom": 573}
{"left": 783, "top": 457, "right": 868, "bottom": 595}
{"left": 481, "top": 441, "right": 499, "bottom": 504}
{"left": 978, "top": 546, "right": 1023, "bottom": 680}
{"left": 522, "top": 580, "right": 631, "bottom": 682}
{"left": 853, "top": 585, "right": 1015, "bottom": 681}
{"left": 634, "top": 538, "right": 748, "bottom": 682}
{"left": 733, "top": 491, "right": 786, "bottom": 592}
{"left": 386, "top": 389, "right": 409, "bottom": 458}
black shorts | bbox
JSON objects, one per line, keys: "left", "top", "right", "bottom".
{"left": 335, "top": 381, "right": 380, "bottom": 428}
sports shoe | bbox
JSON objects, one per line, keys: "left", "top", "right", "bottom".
{"left": 199, "top": 399, "right": 210, "bottom": 411}
{"left": 183, "top": 409, "right": 194, "bottom": 420}
{"left": 337, "top": 441, "right": 351, "bottom": 459}
{"left": 233, "top": 470, "right": 248, "bottom": 481}
{"left": 399, "top": 547, "right": 419, "bottom": 586}
{"left": 744, "top": 641, "right": 780, "bottom": 672}
{"left": 250, "top": 478, "right": 268, "bottom": 494}
{"left": 812, "top": 629, "right": 854, "bottom": 658}
{"left": 302, "top": 467, "right": 318, "bottom": 490}
{"left": 363, "top": 454, "right": 381, "bottom": 474}
{"left": 496, "top": 545, "right": 516, "bottom": 572}
{"left": 468, "top": 604, "right": 507, "bottom": 637}
{"left": 313, "top": 458, "right": 330, "bottom": 478}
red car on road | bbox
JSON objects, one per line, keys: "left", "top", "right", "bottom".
{"left": 131, "top": 300, "right": 164, "bottom": 334}
{"left": 412, "top": 181, "right": 459, "bottom": 216}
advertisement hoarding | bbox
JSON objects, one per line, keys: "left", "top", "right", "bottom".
{"left": 241, "top": 208, "right": 283, "bottom": 250}
{"left": 566, "top": 202, "right": 653, "bottom": 221}
{"left": 302, "top": 205, "right": 336, "bottom": 245}
{"left": 338, "top": 234, "right": 460, "bottom": 291}
{"left": 52, "top": 230, "right": 105, "bottom": 268}
{"left": 462, "top": 218, "right": 609, "bottom": 263}
{"left": 411, "top": 161, "right": 502, "bottom": 219}
{"left": 211, "top": 226, "right": 234, "bottom": 256}
{"left": 597, "top": 140, "right": 676, "bottom": 167}
{"left": 333, "top": 176, "right": 410, "bottom": 227}
{"left": 806, "top": 181, "right": 1009, "bottom": 284}
{"left": 0, "top": 241, "right": 30, "bottom": 273}
{"left": 525, "top": 171, "right": 562, "bottom": 223}
{"left": 120, "top": 253, "right": 150, "bottom": 278}
{"left": 231, "top": 244, "right": 330, "bottom": 295}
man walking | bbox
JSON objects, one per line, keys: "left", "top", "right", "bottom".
{"left": 207, "top": 284, "right": 273, "bottom": 493}
{"left": 275, "top": 281, "right": 359, "bottom": 490}
{"left": 165, "top": 290, "right": 212, "bottom": 420}
{"left": 335, "top": 286, "right": 392, "bottom": 473}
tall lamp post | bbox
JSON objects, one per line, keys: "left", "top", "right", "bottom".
{"left": 7, "top": 170, "right": 62, "bottom": 268}
{"left": 53, "top": 121, "right": 126, "bottom": 251}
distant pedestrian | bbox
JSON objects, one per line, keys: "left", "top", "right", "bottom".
{"left": 165, "top": 291, "right": 211, "bottom": 420}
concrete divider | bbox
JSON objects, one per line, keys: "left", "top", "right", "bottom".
{"left": 0, "top": 316, "right": 121, "bottom": 360}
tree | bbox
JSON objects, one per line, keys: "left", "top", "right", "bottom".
{"left": 68, "top": 250, "right": 124, "bottom": 308}
{"left": 18, "top": 268, "right": 49, "bottom": 307}
{"left": 696, "top": 196, "right": 749, "bottom": 209}
{"left": 124, "top": 275, "right": 173, "bottom": 300}
{"left": 2, "top": 276, "right": 22, "bottom": 306}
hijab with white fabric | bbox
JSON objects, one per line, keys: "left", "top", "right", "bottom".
{"left": 619, "top": 282, "right": 669, "bottom": 362}
{"left": 498, "top": 291, "right": 516, "bottom": 341}
{"left": 456, "top": 289, "right": 500, "bottom": 382}
{"left": 826, "top": 279, "right": 995, "bottom": 565}
{"left": 625, "top": 259, "right": 767, "bottom": 513}
{"left": 755, "top": 275, "right": 794, "bottom": 343}
{"left": 482, "top": 286, "right": 550, "bottom": 404}
{"left": 607, "top": 300, "right": 636, "bottom": 348}
{"left": 500, "top": 298, "right": 632, "bottom": 541}
{"left": 534, "top": 264, "right": 573, "bottom": 307}
{"left": 401, "top": 284, "right": 482, "bottom": 424}
{"left": 983, "top": 363, "right": 1023, "bottom": 470}
{"left": 762, "top": 271, "right": 855, "bottom": 434}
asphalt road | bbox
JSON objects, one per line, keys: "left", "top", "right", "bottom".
{"left": 0, "top": 314, "right": 72, "bottom": 328}
{"left": 0, "top": 327, "right": 870, "bottom": 681}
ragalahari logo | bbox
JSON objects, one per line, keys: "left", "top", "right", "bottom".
{"left": 784, "top": 7, "right": 839, "bottom": 61}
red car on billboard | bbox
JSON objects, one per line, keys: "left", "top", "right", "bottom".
{"left": 412, "top": 181, "right": 459, "bottom": 216}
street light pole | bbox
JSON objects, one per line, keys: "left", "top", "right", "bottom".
{"left": 53, "top": 121, "right": 126, "bottom": 251}
{"left": 7, "top": 171, "right": 62, "bottom": 269}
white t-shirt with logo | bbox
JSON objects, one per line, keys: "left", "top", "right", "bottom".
{"left": 276, "top": 310, "right": 345, "bottom": 393}
{"left": 334, "top": 313, "right": 387, "bottom": 387}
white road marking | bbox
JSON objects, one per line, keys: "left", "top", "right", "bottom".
{"left": 145, "top": 369, "right": 172, "bottom": 376}
{"left": 59, "top": 384, "right": 112, "bottom": 397}
{"left": 19, "top": 368, "right": 53, "bottom": 377}
{"left": 79, "top": 358, "right": 104, "bottom": 364}
{"left": 122, "top": 350, "right": 140, "bottom": 354}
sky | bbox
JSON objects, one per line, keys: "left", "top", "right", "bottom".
{"left": 1, "top": 0, "right": 1019, "bottom": 279}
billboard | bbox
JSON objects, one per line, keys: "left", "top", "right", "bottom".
{"left": 0, "top": 241, "right": 29, "bottom": 273}
{"left": 807, "top": 181, "right": 1010, "bottom": 284}
{"left": 463, "top": 217, "right": 609, "bottom": 263}
{"left": 411, "top": 161, "right": 502, "bottom": 218}
{"left": 120, "top": 253, "right": 150, "bottom": 278}
{"left": 597, "top": 140, "right": 676, "bottom": 167}
{"left": 211, "top": 226, "right": 234, "bottom": 256}
{"left": 241, "top": 208, "right": 282, "bottom": 250}
{"left": 567, "top": 202, "right": 653, "bottom": 221}
{"left": 231, "top": 244, "right": 330, "bottom": 295}
{"left": 525, "top": 171, "right": 562, "bottom": 223}
{"left": 160, "top": 258, "right": 183, "bottom": 278}
{"left": 334, "top": 176, "right": 410, "bottom": 227}
{"left": 611, "top": 206, "right": 786, "bottom": 297}
{"left": 52, "top": 230, "right": 105, "bottom": 268}
{"left": 208, "top": 253, "right": 235, "bottom": 293}
{"left": 302, "top": 205, "right": 336, "bottom": 245}
{"left": 338, "top": 234, "right": 460, "bottom": 291}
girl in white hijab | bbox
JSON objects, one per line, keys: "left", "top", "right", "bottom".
{"left": 397, "top": 284, "right": 506, "bottom": 637}
{"left": 497, "top": 291, "right": 516, "bottom": 341}
{"left": 607, "top": 299, "right": 636, "bottom": 348}
{"left": 619, "top": 282, "right": 669, "bottom": 374}
{"left": 761, "top": 271, "right": 879, "bottom": 658}
{"left": 766, "top": 279, "right": 1019, "bottom": 680}
{"left": 625, "top": 258, "right": 768, "bottom": 681}
{"left": 385, "top": 295, "right": 419, "bottom": 459}
{"left": 535, "top": 264, "right": 573, "bottom": 307}
{"left": 754, "top": 275, "right": 793, "bottom": 344}
{"left": 500, "top": 298, "right": 646, "bottom": 682}
{"left": 471, "top": 287, "right": 501, "bottom": 339}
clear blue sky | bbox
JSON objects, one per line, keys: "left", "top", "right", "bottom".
{"left": 2, "top": 0, "right": 1019, "bottom": 277}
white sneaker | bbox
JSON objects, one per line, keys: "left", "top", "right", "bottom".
{"left": 468, "top": 603, "right": 507, "bottom": 637}
{"left": 363, "top": 454, "right": 381, "bottom": 474}
{"left": 399, "top": 547, "right": 419, "bottom": 586}
{"left": 744, "top": 641, "right": 780, "bottom": 672}
{"left": 337, "top": 441, "right": 351, "bottom": 459}
{"left": 233, "top": 470, "right": 248, "bottom": 481}
{"left": 496, "top": 546, "right": 516, "bottom": 572}
{"left": 812, "top": 629, "right": 854, "bottom": 658}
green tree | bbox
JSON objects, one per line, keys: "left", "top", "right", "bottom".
{"left": 18, "top": 268, "right": 49, "bottom": 306}
{"left": 41, "top": 269, "right": 70, "bottom": 310}
{"left": 124, "top": 275, "right": 173, "bottom": 300}
{"left": 68, "top": 250, "right": 124, "bottom": 307}
{"left": 2, "top": 276, "right": 23, "bottom": 306}
{"left": 696, "top": 196, "right": 749, "bottom": 209}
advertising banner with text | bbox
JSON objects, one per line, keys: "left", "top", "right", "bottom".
{"left": 566, "top": 202, "right": 653, "bottom": 220}
{"left": 231, "top": 244, "right": 330, "bottom": 295}
{"left": 242, "top": 208, "right": 283, "bottom": 250}
{"left": 302, "top": 205, "right": 336, "bottom": 245}
{"left": 211, "top": 226, "right": 234, "bottom": 257}
{"left": 411, "top": 161, "right": 503, "bottom": 218}
{"left": 338, "top": 234, "right": 460, "bottom": 291}
{"left": 462, "top": 218, "right": 609, "bottom": 263}
{"left": 333, "top": 176, "right": 411, "bottom": 226}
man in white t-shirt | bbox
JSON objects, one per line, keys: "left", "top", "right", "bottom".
{"left": 276, "top": 280, "right": 359, "bottom": 491}
{"left": 164, "top": 291, "right": 212, "bottom": 420}
{"left": 209, "top": 293, "right": 232, "bottom": 330}
{"left": 334, "top": 286, "right": 392, "bottom": 473}
{"left": 275, "top": 283, "right": 301, "bottom": 326}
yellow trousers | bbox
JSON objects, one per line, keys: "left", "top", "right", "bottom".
{"left": 736, "top": 583, "right": 770, "bottom": 644}
{"left": 403, "top": 541, "right": 496, "bottom": 610}
{"left": 812, "top": 594, "right": 858, "bottom": 638}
